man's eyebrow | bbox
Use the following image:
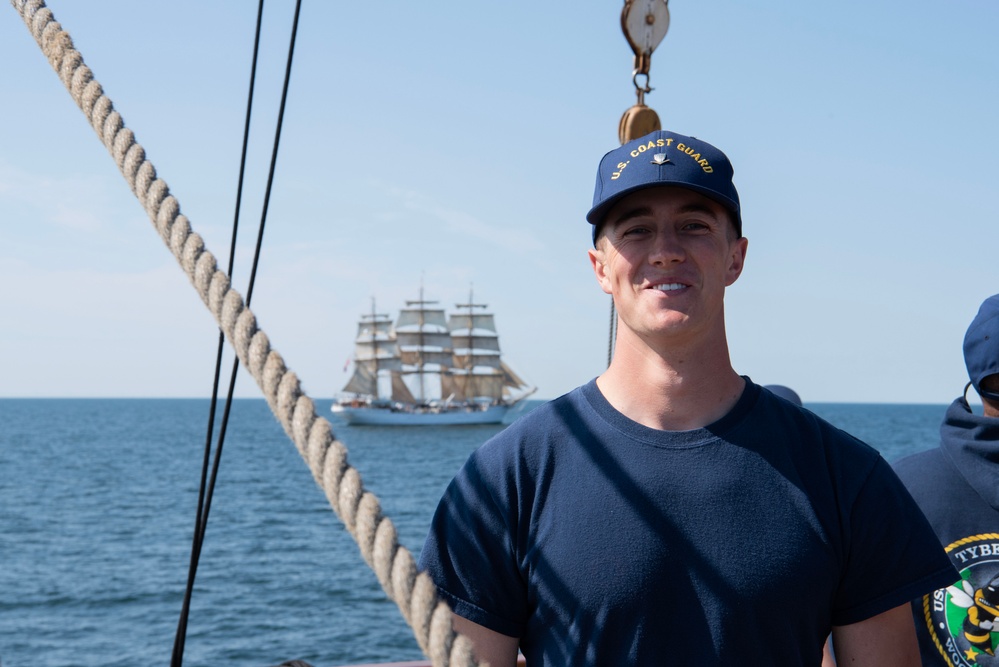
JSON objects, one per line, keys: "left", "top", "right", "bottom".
{"left": 609, "top": 201, "right": 720, "bottom": 227}
{"left": 608, "top": 205, "right": 654, "bottom": 226}
{"left": 676, "top": 202, "right": 721, "bottom": 217}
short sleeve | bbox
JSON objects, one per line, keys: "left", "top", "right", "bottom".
{"left": 831, "top": 456, "right": 958, "bottom": 625}
{"left": 418, "top": 447, "right": 527, "bottom": 638}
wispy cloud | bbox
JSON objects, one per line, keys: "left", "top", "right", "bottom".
{"left": 0, "top": 162, "right": 112, "bottom": 233}
{"left": 388, "top": 186, "right": 544, "bottom": 254}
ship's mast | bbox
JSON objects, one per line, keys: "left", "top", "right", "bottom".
{"left": 456, "top": 286, "right": 479, "bottom": 399}
{"left": 451, "top": 285, "right": 504, "bottom": 403}
{"left": 365, "top": 297, "right": 388, "bottom": 400}
{"left": 397, "top": 282, "right": 452, "bottom": 405}
{"left": 342, "top": 297, "right": 397, "bottom": 400}
{"left": 415, "top": 284, "right": 426, "bottom": 402}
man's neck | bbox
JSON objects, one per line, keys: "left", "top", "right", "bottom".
{"left": 597, "top": 326, "right": 744, "bottom": 431}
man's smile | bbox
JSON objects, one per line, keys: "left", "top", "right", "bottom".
{"left": 650, "top": 282, "right": 688, "bottom": 292}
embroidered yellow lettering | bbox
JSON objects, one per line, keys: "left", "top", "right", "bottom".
{"left": 610, "top": 160, "right": 630, "bottom": 180}
{"left": 659, "top": 142, "right": 715, "bottom": 174}
{"left": 636, "top": 141, "right": 656, "bottom": 154}
{"left": 632, "top": 138, "right": 673, "bottom": 157}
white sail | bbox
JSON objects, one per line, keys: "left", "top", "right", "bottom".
{"left": 450, "top": 311, "right": 502, "bottom": 371}
{"left": 392, "top": 292, "right": 454, "bottom": 402}
{"left": 396, "top": 307, "right": 449, "bottom": 331}
{"left": 449, "top": 368, "right": 505, "bottom": 401}
{"left": 342, "top": 304, "right": 401, "bottom": 399}
{"left": 400, "top": 367, "right": 445, "bottom": 402}
{"left": 448, "top": 312, "right": 497, "bottom": 333}
{"left": 447, "top": 293, "right": 508, "bottom": 401}
{"left": 395, "top": 300, "right": 451, "bottom": 365}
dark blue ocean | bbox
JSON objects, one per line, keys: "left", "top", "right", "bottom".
{"left": 0, "top": 398, "right": 949, "bottom": 667}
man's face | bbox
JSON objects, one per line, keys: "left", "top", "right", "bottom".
{"left": 588, "top": 186, "right": 748, "bottom": 346}
{"left": 980, "top": 374, "right": 999, "bottom": 417}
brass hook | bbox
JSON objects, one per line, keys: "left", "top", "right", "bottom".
{"left": 632, "top": 71, "right": 653, "bottom": 106}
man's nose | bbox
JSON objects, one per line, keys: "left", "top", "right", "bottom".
{"left": 649, "top": 229, "right": 684, "bottom": 264}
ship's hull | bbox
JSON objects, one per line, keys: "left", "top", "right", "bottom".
{"left": 331, "top": 402, "right": 510, "bottom": 426}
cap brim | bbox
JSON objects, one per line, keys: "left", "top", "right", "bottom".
{"left": 587, "top": 182, "right": 741, "bottom": 235}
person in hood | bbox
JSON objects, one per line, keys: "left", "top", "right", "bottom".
{"left": 894, "top": 293, "right": 999, "bottom": 666}
{"left": 419, "top": 129, "right": 956, "bottom": 667}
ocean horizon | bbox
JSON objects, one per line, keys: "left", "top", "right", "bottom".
{"left": 0, "top": 397, "right": 954, "bottom": 666}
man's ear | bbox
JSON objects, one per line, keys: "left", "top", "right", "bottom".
{"left": 725, "top": 236, "right": 749, "bottom": 287}
{"left": 589, "top": 246, "right": 613, "bottom": 295}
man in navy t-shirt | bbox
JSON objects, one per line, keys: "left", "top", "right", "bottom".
{"left": 894, "top": 294, "right": 999, "bottom": 666}
{"left": 419, "top": 129, "right": 956, "bottom": 666}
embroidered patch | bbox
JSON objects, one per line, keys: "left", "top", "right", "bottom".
{"left": 923, "top": 533, "right": 999, "bottom": 666}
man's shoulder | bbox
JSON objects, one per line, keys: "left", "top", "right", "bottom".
{"left": 892, "top": 445, "right": 959, "bottom": 496}
{"left": 476, "top": 382, "right": 595, "bottom": 457}
{"left": 502, "top": 382, "right": 596, "bottom": 433}
{"left": 751, "top": 387, "right": 879, "bottom": 454}
{"left": 892, "top": 446, "right": 946, "bottom": 479}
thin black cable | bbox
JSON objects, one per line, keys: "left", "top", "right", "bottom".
{"left": 171, "top": 1, "right": 303, "bottom": 663}
{"left": 246, "top": 0, "right": 302, "bottom": 307}
{"left": 191, "top": 0, "right": 303, "bottom": 580}
{"left": 171, "top": 1, "right": 266, "bottom": 665}
{"left": 200, "top": 0, "right": 303, "bottom": 562}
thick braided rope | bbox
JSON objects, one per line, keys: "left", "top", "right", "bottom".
{"left": 10, "top": 2, "right": 478, "bottom": 665}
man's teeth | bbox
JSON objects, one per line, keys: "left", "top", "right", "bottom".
{"left": 652, "top": 283, "right": 684, "bottom": 291}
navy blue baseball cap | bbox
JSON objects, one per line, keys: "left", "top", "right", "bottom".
{"left": 587, "top": 130, "right": 741, "bottom": 243}
{"left": 964, "top": 294, "right": 999, "bottom": 401}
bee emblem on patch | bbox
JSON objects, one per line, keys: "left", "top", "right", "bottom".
{"left": 651, "top": 153, "right": 670, "bottom": 165}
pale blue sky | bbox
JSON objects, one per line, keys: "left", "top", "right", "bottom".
{"left": 2, "top": 1, "right": 997, "bottom": 403}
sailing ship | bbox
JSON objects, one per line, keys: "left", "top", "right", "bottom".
{"left": 332, "top": 290, "right": 536, "bottom": 425}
